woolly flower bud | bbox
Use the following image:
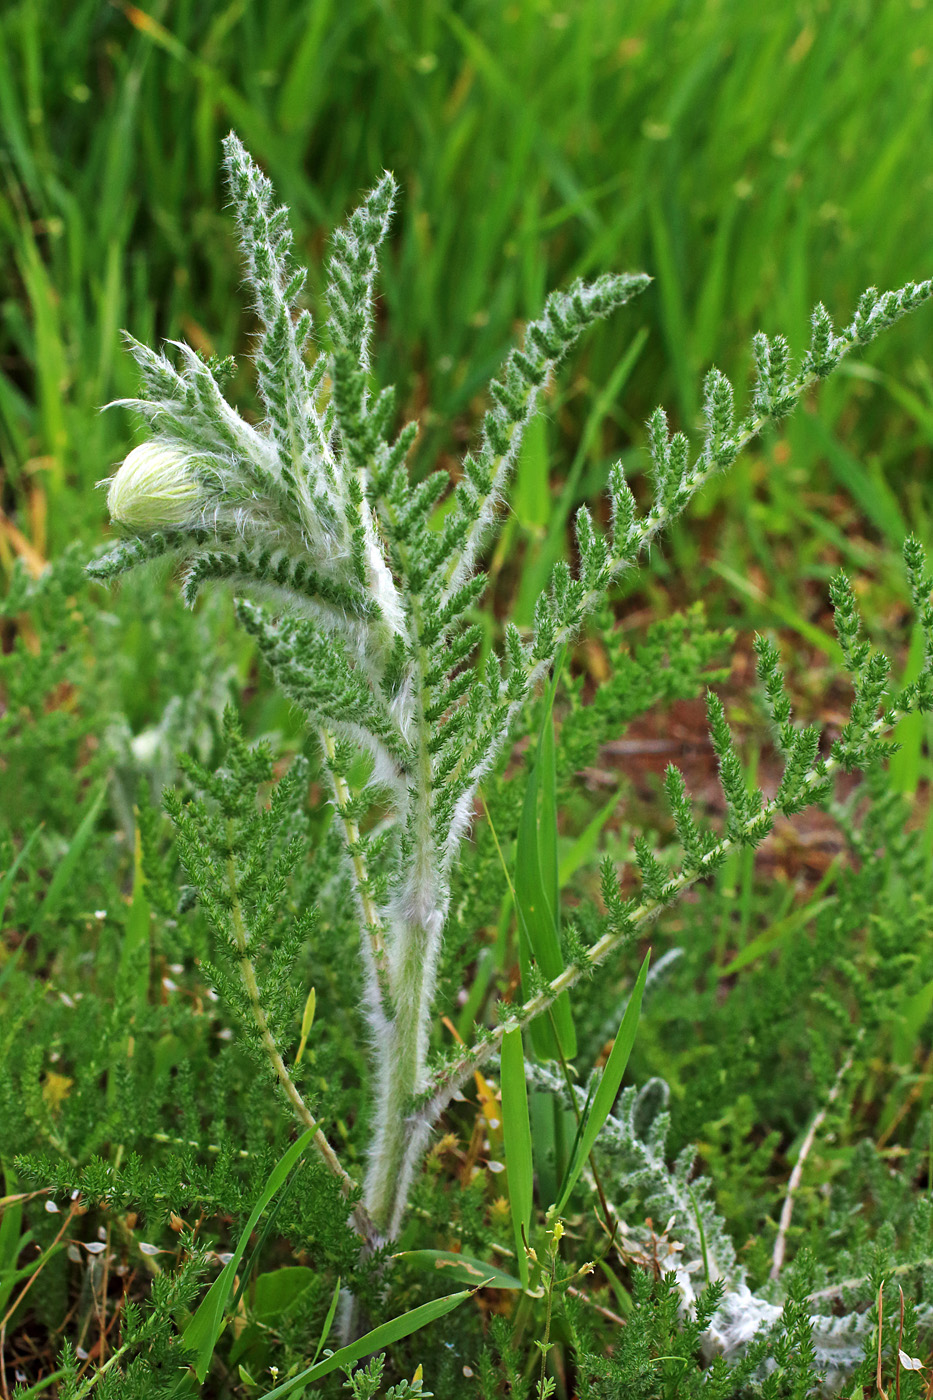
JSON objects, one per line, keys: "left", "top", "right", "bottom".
{"left": 106, "top": 443, "right": 205, "bottom": 528}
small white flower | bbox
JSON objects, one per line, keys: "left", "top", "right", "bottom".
{"left": 106, "top": 442, "right": 205, "bottom": 528}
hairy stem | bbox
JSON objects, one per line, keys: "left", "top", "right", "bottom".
{"left": 362, "top": 654, "right": 443, "bottom": 1237}
{"left": 362, "top": 914, "right": 434, "bottom": 1237}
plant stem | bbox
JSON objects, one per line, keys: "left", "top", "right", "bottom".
{"left": 361, "top": 607, "right": 445, "bottom": 1238}
{"left": 538, "top": 1243, "right": 557, "bottom": 1399}
{"left": 363, "top": 914, "right": 434, "bottom": 1237}
{"left": 770, "top": 1035, "right": 860, "bottom": 1280}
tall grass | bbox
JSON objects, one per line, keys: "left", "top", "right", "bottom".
{"left": 2, "top": 0, "right": 932, "bottom": 584}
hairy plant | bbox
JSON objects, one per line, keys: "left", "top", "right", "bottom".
{"left": 88, "top": 133, "right": 933, "bottom": 1365}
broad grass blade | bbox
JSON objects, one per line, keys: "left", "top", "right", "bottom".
{"left": 396, "top": 1250, "right": 522, "bottom": 1290}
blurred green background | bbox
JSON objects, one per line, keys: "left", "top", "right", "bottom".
{"left": 2, "top": 0, "right": 933, "bottom": 657}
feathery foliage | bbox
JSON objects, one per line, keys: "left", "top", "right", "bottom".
{"left": 6, "top": 130, "right": 928, "bottom": 1392}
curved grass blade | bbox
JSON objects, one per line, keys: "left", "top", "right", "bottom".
{"left": 28, "top": 784, "right": 106, "bottom": 936}
{"left": 230, "top": 1167, "right": 302, "bottom": 1316}
{"left": 553, "top": 950, "right": 650, "bottom": 1214}
{"left": 515, "top": 649, "right": 575, "bottom": 1060}
{"left": 0, "top": 823, "right": 41, "bottom": 930}
{"left": 262, "top": 1287, "right": 475, "bottom": 1398}
{"left": 183, "top": 1127, "right": 315, "bottom": 1381}
{"left": 311, "top": 1274, "right": 341, "bottom": 1365}
{"left": 0, "top": 825, "right": 42, "bottom": 993}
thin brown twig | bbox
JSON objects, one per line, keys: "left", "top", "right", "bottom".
{"left": 0, "top": 1205, "right": 80, "bottom": 1334}
{"left": 564, "top": 1283, "right": 626, "bottom": 1328}
{"left": 0, "top": 1203, "right": 81, "bottom": 1400}
{"left": 770, "top": 1036, "right": 860, "bottom": 1281}
{"left": 877, "top": 1045, "right": 933, "bottom": 1149}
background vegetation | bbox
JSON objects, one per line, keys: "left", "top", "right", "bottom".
{"left": 4, "top": 0, "right": 933, "bottom": 1394}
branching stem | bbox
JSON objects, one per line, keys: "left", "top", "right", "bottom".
{"left": 418, "top": 701, "right": 914, "bottom": 1134}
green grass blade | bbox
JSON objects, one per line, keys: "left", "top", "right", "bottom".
{"left": 310, "top": 1274, "right": 341, "bottom": 1365}
{"left": 262, "top": 1287, "right": 475, "bottom": 1398}
{"left": 514, "top": 651, "right": 576, "bottom": 1060}
{"left": 3, "top": 1371, "right": 69, "bottom": 1400}
{"left": 647, "top": 194, "right": 694, "bottom": 423}
{"left": 553, "top": 950, "right": 650, "bottom": 1214}
{"left": 118, "top": 820, "right": 152, "bottom": 1009}
{"left": 890, "top": 622, "right": 927, "bottom": 795}
{"left": 514, "top": 761, "right": 554, "bottom": 1060}
{"left": 0, "top": 823, "right": 41, "bottom": 931}
{"left": 558, "top": 793, "right": 622, "bottom": 889}
{"left": 892, "top": 977, "right": 933, "bottom": 1068}
{"left": 719, "top": 893, "right": 836, "bottom": 976}
{"left": 28, "top": 784, "right": 106, "bottom": 936}
{"left": 512, "top": 414, "right": 551, "bottom": 533}
{"left": 709, "top": 560, "right": 843, "bottom": 661}
{"left": 230, "top": 1169, "right": 301, "bottom": 1317}
{"left": 538, "top": 661, "right": 561, "bottom": 934}
{"left": 0, "top": 1186, "right": 26, "bottom": 1317}
{"left": 183, "top": 1127, "right": 316, "bottom": 1381}
{"left": 514, "top": 329, "right": 648, "bottom": 625}
{"left": 500, "top": 1027, "right": 534, "bottom": 1290}
{"left": 800, "top": 412, "right": 908, "bottom": 548}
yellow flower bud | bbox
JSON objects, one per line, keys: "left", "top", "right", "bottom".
{"left": 106, "top": 442, "right": 205, "bottom": 528}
